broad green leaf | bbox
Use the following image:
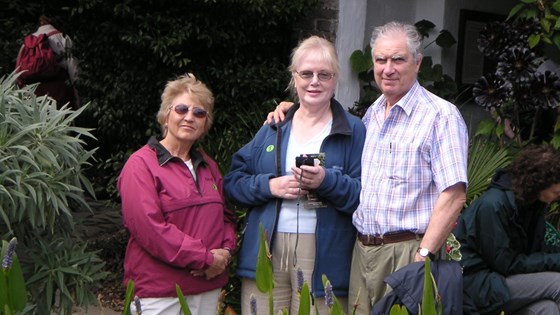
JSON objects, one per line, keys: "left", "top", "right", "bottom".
{"left": 435, "top": 30, "right": 456, "bottom": 48}
{"left": 421, "top": 259, "right": 436, "bottom": 315}
{"left": 255, "top": 223, "right": 273, "bottom": 293}
{"left": 529, "top": 34, "right": 542, "bottom": 48}
{"left": 298, "top": 282, "right": 310, "bottom": 315}
{"left": 475, "top": 120, "right": 495, "bottom": 137}
{"left": 507, "top": 3, "right": 526, "bottom": 20}
{"left": 553, "top": 0, "right": 560, "bottom": 13}
{"left": 350, "top": 47, "right": 372, "bottom": 73}
{"left": 415, "top": 20, "right": 436, "bottom": 38}
{"left": 6, "top": 255, "right": 26, "bottom": 312}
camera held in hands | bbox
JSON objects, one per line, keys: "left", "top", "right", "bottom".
{"left": 295, "top": 154, "right": 319, "bottom": 168}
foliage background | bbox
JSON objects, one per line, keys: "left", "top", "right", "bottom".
{"left": 0, "top": 0, "right": 321, "bottom": 312}
{"left": 0, "top": 0, "right": 320, "bottom": 199}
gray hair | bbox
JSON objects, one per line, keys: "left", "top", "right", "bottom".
{"left": 370, "top": 21, "right": 423, "bottom": 61}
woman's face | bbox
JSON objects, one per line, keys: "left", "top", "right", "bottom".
{"left": 293, "top": 49, "right": 337, "bottom": 107}
{"left": 164, "top": 92, "right": 207, "bottom": 145}
{"left": 538, "top": 183, "right": 560, "bottom": 204}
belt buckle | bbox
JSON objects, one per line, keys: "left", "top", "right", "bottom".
{"left": 372, "top": 234, "right": 383, "bottom": 245}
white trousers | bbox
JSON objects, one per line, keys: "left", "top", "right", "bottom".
{"left": 131, "top": 287, "right": 221, "bottom": 315}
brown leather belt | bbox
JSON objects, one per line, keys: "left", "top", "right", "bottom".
{"left": 358, "top": 231, "right": 423, "bottom": 246}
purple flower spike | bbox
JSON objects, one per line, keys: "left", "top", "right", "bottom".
{"left": 2, "top": 237, "right": 17, "bottom": 270}
{"left": 250, "top": 294, "right": 257, "bottom": 315}
{"left": 324, "top": 281, "right": 334, "bottom": 308}
{"left": 134, "top": 295, "right": 142, "bottom": 314}
{"left": 297, "top": 268, "right": 304, "bottom": 293}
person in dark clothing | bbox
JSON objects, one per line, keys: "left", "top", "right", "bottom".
{"left": 454, "top": 144, "right": 560, "bottom": 315}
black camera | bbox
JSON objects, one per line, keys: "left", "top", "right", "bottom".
{"left": 295, "top": 154, "right": 317, "bottom": 167}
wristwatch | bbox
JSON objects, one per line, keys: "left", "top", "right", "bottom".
{"left": 417, "top": 247, "right": 436, "bottom": 260}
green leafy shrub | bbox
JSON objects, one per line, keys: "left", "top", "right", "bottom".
{"left": 0, "top": 72, "right": 96, "bottom": 232}
{"left": 0, "top": 71, "right": 105, "bottom": 314}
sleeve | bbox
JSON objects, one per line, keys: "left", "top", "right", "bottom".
{"left": 474, "top": 200, "right": 560, "bottom": 275}
{"left": 118, "top": 154, "right": 214, "bottom": 269}
{"left": 431, "top": 109, "right": 469, "bottom": 192}
{"left": 223, "top": 127, "right": 276, "bottom": 208}
{"left": 62, "top": 35, "right": 78, "bottom": 83}
{"left": 206, "top": 155, "right": 238, "bottom": 254}
{"left": 315, "top": 117, "right": 366, "bottom": 214}
{"left": 51, "top": 33, "right": 78, "bottom": 83}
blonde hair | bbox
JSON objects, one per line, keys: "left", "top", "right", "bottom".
{"left": 156, "top": 73, "right": 214, "bottom": 137}
{"left": 287, "top": 36, "right": 340, "bottom": 99}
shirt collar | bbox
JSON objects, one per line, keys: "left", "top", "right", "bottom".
{"left": 147, "top": 136, "right": 206, "bottom": 168}
{"left": 373, "top": 81, "right": 420, "bottom": 116}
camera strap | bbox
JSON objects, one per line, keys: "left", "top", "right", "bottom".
{"left": 293, "top": 169, "right": 305, "bottom": 268}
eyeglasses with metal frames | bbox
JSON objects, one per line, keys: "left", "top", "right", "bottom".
{"left": 295, "top": 71, "right": 335, "bottom": 82}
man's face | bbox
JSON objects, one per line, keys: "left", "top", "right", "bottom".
{"left": 372, "top": 32, "right": 422, "bottom": 105}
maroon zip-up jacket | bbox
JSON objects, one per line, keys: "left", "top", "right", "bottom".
{"left": 118, "top": 136, "right": 237, "bottom": 297}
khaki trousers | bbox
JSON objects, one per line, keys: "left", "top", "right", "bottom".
{"left": 348, "top": 238, "right": 421, "bottom": 315}
{"left": 241, "top": 232, "right": 348, "bottom": 315}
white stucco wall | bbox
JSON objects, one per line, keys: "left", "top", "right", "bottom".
{"left": 334, "top": 0, "right": 367, "bottom": 109}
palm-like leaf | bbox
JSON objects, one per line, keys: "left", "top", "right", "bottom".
{"left": 466, "top": 137, "right": 513, "bottom": 205}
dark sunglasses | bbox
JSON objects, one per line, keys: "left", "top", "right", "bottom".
{"left": 172, "top": 104, "right": 208, "bottom": 119}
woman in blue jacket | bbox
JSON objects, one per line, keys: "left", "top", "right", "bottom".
{"left": 224, "top": 36, "right": 365, "bottom": 315}
{"left": 454, "top": 145, "right": 560, "bottom": 314}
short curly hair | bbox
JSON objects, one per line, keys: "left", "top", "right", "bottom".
{"left": 509, "top": 144, "right": 560, "bottom": 204}
{"left": 156, "top": 73, "right": 214, "bottom": 138}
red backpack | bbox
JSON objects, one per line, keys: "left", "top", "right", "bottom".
{"left": 16, "top": 30, "right": 62, "bottom": 84}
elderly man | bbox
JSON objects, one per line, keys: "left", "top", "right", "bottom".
{"left": 348, "top": 21, "right": 468, "bottom": 314}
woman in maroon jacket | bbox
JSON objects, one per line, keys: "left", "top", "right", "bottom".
{"left": 118, "top": 73, "right": 237, "bottom": 315}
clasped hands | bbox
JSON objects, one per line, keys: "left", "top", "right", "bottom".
{"left": 269, "top": 164, "right": 325, "bottom": 199}
{"left": 190, "top": 248, "right": 231, "bottom": 280}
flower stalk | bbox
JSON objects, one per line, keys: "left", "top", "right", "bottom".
{"left": 0, "top": 237, "right": 27, "bottom": 314}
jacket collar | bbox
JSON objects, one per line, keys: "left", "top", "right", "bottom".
{"left": 147, "top": 136, "right": 206, "bottom": 169}
{"left": 271, "top": 98, "right": 352, "bottom": 136}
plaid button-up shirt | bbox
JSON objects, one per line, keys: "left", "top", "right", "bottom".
{"left": 353, "top": 82, "right": 468, "bottom": 236}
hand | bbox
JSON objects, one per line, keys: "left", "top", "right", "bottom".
{"left": 264, "top": 101, "right": 294, "bottom": 125}
{"left": 291, "top": 165, "right": 325, "bottom": 190}
{"left": 204, "top": 251, "right": 228, "bottom": 280}
{"left": 414, "top": 251, "right": 425, "bottom": 262}
{"left": 211, "top": 248, "right": 231, "bottom": 264}
{"left": 269, "top": 175, "right": 309, "bottom": 199}
{"left": 190, "top": 248, "right": 231, "bottom": 279}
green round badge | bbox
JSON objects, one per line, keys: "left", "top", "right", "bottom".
{"left": 266, "top": 145, "right": 274, "bottom": 152}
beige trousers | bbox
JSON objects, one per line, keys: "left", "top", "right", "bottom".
{"left": 240, "top": 232, "right": 348, "bottom": 315}
{"left": 348, "top": 238, "right": 421, "bottom": 315}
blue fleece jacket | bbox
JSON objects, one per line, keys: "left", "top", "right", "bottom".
{"left": 224, "top": 98, "right": 365, "bottom": 298}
